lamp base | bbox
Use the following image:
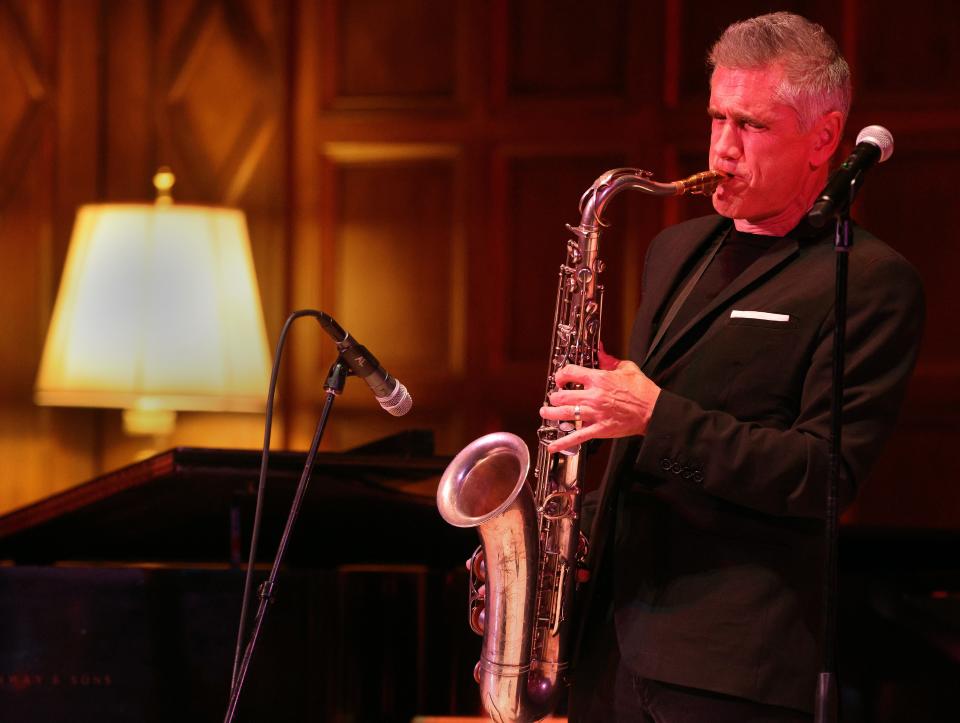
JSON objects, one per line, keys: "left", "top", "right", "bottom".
{"left": 122, "top": 409, "right": 177, "bottom": 436}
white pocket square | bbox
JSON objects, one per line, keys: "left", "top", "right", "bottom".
{"left": 730, "top": 310, "right": 790, "bottom": 322}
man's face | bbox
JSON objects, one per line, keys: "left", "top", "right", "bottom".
{"left": 709, "top": 65, "right": 821, "bottom": 225}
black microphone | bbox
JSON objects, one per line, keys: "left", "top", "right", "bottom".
{"left": 807, "top": 125, "right": 894, "bottom": 228}
{"left": 316, "top": 313, "right": 412, "bottom": 417}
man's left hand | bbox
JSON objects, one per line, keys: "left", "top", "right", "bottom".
{"left": 540, "top": 346, "right": 661, "bottom": 453}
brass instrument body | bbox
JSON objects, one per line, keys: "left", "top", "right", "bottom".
{"left": 437, "top": 169, "right": 725, "bottom": 723}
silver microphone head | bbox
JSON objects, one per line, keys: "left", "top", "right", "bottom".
{"left": 856, "top": 125, "right": 894, "bottom": 163}
{"left": 376, "top": 379, "right": 413, "bottom": 417}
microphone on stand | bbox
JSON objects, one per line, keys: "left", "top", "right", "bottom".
{"left": 316, "top": 313, "right": 413, "bottom": 416}
{"left": 808, "top": 125, "right": 894, "bottom": 227}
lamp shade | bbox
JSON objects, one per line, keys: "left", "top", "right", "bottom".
{"left": 35, "top": 202, "right": 271, "bottom": 421}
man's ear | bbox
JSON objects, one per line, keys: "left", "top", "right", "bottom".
{"left": 811, "top": 111, "right": 844, "bottom": 167}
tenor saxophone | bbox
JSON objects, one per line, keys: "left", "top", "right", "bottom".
{"left": 436, "top": 168, "right": 725, "bottom": 723}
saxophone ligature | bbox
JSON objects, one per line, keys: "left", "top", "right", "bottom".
{"left": 436, "top": 168, "right": 725, "bottom": 723}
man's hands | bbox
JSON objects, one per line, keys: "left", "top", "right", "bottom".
{"left": 539, "top": 345, "right": 661, "bottom": 453}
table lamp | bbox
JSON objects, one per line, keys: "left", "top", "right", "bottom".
{"left": 35, "top": 169, "right": 271, "bottom": 436}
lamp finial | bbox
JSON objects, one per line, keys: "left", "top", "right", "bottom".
{"left": 153, "top": 166, "right": 176, "bottom": 205}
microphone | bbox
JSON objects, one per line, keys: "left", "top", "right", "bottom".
{"left": 316, "top": 313, "right": 412, "bottom": 417}
{"left": 807, "top": 125, "right": 894, "bottom": 227}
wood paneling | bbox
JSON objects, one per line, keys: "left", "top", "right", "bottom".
{"left": 0, "top": 0, "right": 52, "bottom": 211}
{"left": 330, "top": 148, "right": 462, "bottom": 372}
{"left": 0, "top": 0, "right": 54, "bottom": 392}
{"left": 857, "top": 0, "right": 960, "bottom": 105}
{"left": 503, "top": 0, "right": 630, "bottom": 99}
{"left": 0, "top": 0, "right": 101, "bottom": 511}
{"left": 858, "top": 147, "right": 959, "bottom": 368}
{"left": 326, "top": 0, "right": 461, "bottom": 108}
{"left": 160, "top": 0, "right": 281, "bottom": 204}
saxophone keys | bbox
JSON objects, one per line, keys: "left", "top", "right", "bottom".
{"left": 550, "top": 563, "right": 569, "bottom": 634}
{"left": 469, "top": 549, "right": 486, "bottom": 582}
{"left": 469, "top": 600, "right": 486, "bottom": 635}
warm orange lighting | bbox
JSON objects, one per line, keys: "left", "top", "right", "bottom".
{"left": 35, "top": 176, "right": 271, "bottom": 435}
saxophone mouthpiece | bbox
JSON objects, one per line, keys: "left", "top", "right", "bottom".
{"left": 675, "top": 170, "right": 728, "bottom": 196}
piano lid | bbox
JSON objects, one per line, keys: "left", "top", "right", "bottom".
{"left": 0, "top": 440, "right": 470, "bottom": 568}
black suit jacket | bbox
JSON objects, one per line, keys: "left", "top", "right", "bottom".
{"left": 577, "top": 214, "right": 924, "bottom": 712}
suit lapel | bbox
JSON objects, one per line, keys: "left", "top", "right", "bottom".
{"left": 630, "top": 217, "right": 730, "bottom": 363}
{"left": 644, "top": 233, "right": 801, "bottom": 374}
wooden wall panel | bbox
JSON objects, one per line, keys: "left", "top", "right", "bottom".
{"left": 0, "top": 1, "right": 51, "bottom": 211}
{"left": 331, "top": 151, "right": 461, "bottom": 372}
{"left": 857, "top": 0, "right": 960, "bottom": 105}
{"left": 849, "top": 415, "right": 960, "bottom": 528}
{"left": 493, "top": 0, "right": 663, "bottom": 112}
{"left": 856, "top": 146, "right": 960, "bottom": 378}
{"left": 152, "top": 0, "right": 285, "bottom": 202}
{"left": 101, "top": 0, "right": 154, "bottom": 201}
{"left": 328, "top": 0, "right": 460, "bottom": 107}
{"left": 503, "top": 0, "right": 630, "bottom": 99}
{"left": 0, "top": 0, "right": 100, "bottom": 513}
{"left": 289, "top": 144, "right": 470, "bottom": 453}
{"left": 0, "top": 0, "right": 54, "bottom": 390}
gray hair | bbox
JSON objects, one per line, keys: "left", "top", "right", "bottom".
{"left": 708, "top": 12, "right": 851, "bottom": 130}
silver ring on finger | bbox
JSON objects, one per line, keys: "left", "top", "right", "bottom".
{"left": 573, "top": 404, "right": 582, "bottom": 422}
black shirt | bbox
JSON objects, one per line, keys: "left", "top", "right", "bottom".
{"left": 668, "top": 227, "right": 783, "bottom": 336}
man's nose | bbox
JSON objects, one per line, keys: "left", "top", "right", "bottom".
{"left": 713, "top": 122, "right": 742, "bottom": 160}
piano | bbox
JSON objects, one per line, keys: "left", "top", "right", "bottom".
{"left": 0, "top": 434, "right": 480, "bottom": 722}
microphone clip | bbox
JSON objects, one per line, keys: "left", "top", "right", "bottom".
{"left": 324, "top": 356, "right": 352, "bottom": 395}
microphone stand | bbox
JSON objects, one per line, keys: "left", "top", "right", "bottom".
{"left": 223, "top": 356, "right": 351, "bottom": 723}
{"left": 815, "top": 178, "right": 861, "bottom": 723}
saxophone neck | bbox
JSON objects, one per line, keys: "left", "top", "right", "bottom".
{"left": 578, "top": 168, "right": 726, "bottom": 231}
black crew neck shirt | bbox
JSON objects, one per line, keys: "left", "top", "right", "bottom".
{"left": 667, "top": 227, "right": 782, "bottom": 336}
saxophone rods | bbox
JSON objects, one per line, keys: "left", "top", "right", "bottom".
{"left": 436, "top": 168, "right": 725, "bottom": 723}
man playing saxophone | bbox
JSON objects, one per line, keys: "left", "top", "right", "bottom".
{"left": 540, "top": 12, "right": 924, "bottom": 722}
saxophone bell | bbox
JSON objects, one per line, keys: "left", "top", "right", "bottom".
{"left": 437, "top": 433, "right": 530, "bottom": 529}
{"left": 437, "top": 432, "right": 546, "bottom": 723}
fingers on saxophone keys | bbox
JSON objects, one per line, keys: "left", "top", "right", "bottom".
{"left": 546, "top": 389, "right": 579, "bottom": 408}
{"left": 548, "top": 428, "right": 589, "bottom": 454}
{"left": 553, "top": 363, "right": 591, "bottom": 387}
{"left": 539, "top": 404, "right": 584, "bottom": 423}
